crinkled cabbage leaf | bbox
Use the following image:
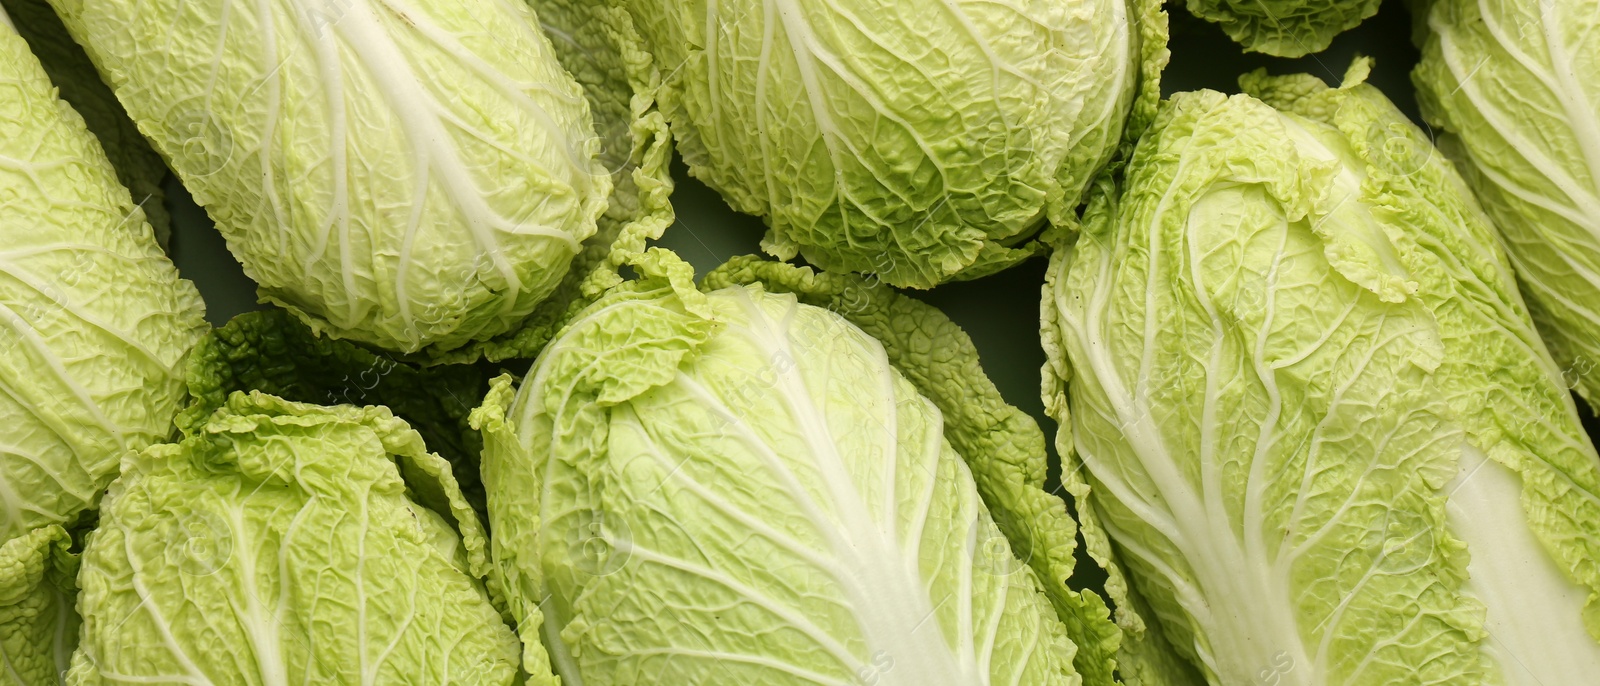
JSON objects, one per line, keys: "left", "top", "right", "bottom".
{"left": 0, "top": 0, "right": 172, "bottom": 248}
{"left": 46, "top": 0, "right": 615, "bottom": 354}
{"left": 473, "top": 251, "right": 1107, "bottom": 684}
{"left": 68, "top": 392, "right": 518, "bottom": 684}
{"left": 0, "top": 12, "right": 206, "bottom": 543}
{"left": 181, "top": 309, "right": 495, "bottom": 514}
{"left": 620, "top": 0, "right": 1168, "bottom": 288}
{"left": 1041, "top": 63, "right": 1600, "bottom": 686}
{"left": 1413, "top": 0, "right": 1600, "bottom": 407}
{"left": 1183, "top": 0, "right": 1379, "bottom": 57}
{"left": 0, "top": 525, "right": 79, "bottom": 686}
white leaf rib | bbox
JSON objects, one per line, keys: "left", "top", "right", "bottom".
{"left": 616, "top": 543, "right": 865, "bottom": 672}
{"left": 625, "top": 648, "right": 852, "bottom": 685}
{"left": 617, "top": 413, "right": 848, "bottom": 580}
{"left": 0, "top": 305, "right": 121, "bottom": 442}
{"left": 670, "top": 373, "right": 843, "bottom": 545}
{"left": 118, "top": 525, "right": 211, "bottom": 684}
{"left": 0, "top": 263, "right": 180, "bottom": 372}
{"left": 1245, "top": 231, "right": 1292, "bottom": 571}
{"left": 1437, "top": 27, "right": 1600, "bottom": 224}
{"left": 1536, "top": 1, "right": 1600, "bottom": 191}
{"left": 901, "top": 413, "right": 943, "bottom": 570}
{"left": 379, "top": 0, "right": 594, "bottom": 180}
{"left": 975, "top": 555, "right": 1009, "bottom": 686}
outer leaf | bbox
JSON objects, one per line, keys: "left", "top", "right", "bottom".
{"left": 481, "top": 251, "right": 1085, "bottom": 684}
{"left": 0, "top": 0, "right": 172, "bottom": 248}
{"left": 68, "top": 393, "right": 519, "bottom": 685}
{"left": 1183, "top": 0, "right": 1381, "bottom": 57}
{"left": 1043, "top": 88, "right": 1490, "bottom": 686}
{"left": 704, "top": 256, "right": 1122, "bottom": 685}
{"left": 0, "top": 14, "right": 207, "bottom": 544}
{"left": 1247, "top": 62, "right": 1600, "bottom": 682}
{"left": 621, "top": 0, "right": 1162, "bottom": 288}
{"left": 1413, "top": 0, "right": 1600, "bottom": 406}
{"left": 47, "top": 0, "right": 613, "bottom": 354}
{"left": 1041, "top": 181, "right": 1204, "bottom": 686}
{"left": 0, "top": 525, "right": 78, "bottom": 686}
{"left": 420, "top": 0, "right": 679, "bottom": 364}
{"left": 181, "top": 309, "right": 493, "bottom": 513}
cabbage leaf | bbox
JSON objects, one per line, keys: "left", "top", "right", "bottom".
{"left": 0, "top": 11, "right": 206, "bottom": 544}
{"left": 1043, "top": 64, "right": 1600, "bottom": 685}
{"left": 0, "top": 0, "right": 172, "bottom": 248}
{"left": 1183, "top": 0, "right": 1379, "bottom": 57}
{"left": 620, "top": 0, "right": 1167, "bottom": 288}
{"left": 0, "top": 525, "right": 78, "bottom": 686}
{"left": 68, "top": 392, "right": 519, "bottom": 684}
{"left": 46, "top": 0, "right": 615, "bottom": 354}
{"left": 1413, "top": 0, "right": 1600, "bottom": 407}
{"left": 475, "top": 251, "right": 1098, "bottom": 684}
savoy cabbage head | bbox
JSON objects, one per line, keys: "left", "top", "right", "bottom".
{"left": 45, "top": 0, "right": 623, "bottom": 354}
{"left": 473, "top": 252, "right": 1120, "bottom": 684}
{"left": 1412, "top": 0, "right": 1600, "bottom": 408}
{"left": 69, "top": 393, "right": 520, "bottom": 684}
{"left": 620, "top": 0, "right": 1168, "bottom": 289}
{"left": 1041, "top": 63, "right": 1600, "bottom": 686}
{"left": 0, "top": 10, "right": 206, "bottom": 545}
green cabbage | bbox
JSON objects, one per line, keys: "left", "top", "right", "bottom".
{"left": 1412, "top": 0, "right": 1600, "bottom": 408}
{"left": 1183, "top": 0, "right": 1379, "bottom": 57}
{"left": 181, "top": 309, "right": 495, "bottom": 514}
{"left": 0, "top": 0, "right": 173, "bottom": 248}
{"left": 620, "top": 0, "right": 1167, "bottom": 289}
{"left": 0, "top": 525, "right": 78, "bottom": 686}
{"left": 0, "top": 11, "right": 206, "bottom": 544}
{"left": 1041, "top": 63, "right": 1600, "bottom": 686}
{"left": 68, "top": 392, "right": 519, "bottom": 684}
{"left": 44, "top": 0, "right": 617, "bottom": 354}
{"left": 473, "top": 251, "right": 1117, "bottom": 684}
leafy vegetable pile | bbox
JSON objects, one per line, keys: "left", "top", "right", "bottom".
{"left": 1, "top": 0, "right": 1596, "bottom": 684}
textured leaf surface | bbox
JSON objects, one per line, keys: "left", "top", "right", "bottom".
{"left": 69, "top": 393, "right": 519, "bottom": 685}
{"left": 704, "top": 256, "right": 1122, "bottom": 685}
{"left": 417, "top": 0, "right": 679, "bottom": 365}
{"left": 1248, "top": 64, "right": 1600, "bottom": 683}
{"left": 0, "top": 15, "right": 206, "bottom": 544}
{"left": 479, "top": 253, "right": 1086, "bottom": 684}
{"left": 1043, "top": 87, "right": 1491, "bottom": 686}
{"left": 181, "top": 309, "right": 493, "bottom": 514}
{"left": 46, "top": 0, "right": 613, "bottom": 353}
{"left": 0, "top": 525, "right": 78, "bottom": 686}
{"left": 1184, "top": 0, "right": 1381, "bottom": 57}
{"left": 1413, "top": 0, "right": 1600, "bottom": 406}
{"left": 0, "top": 0, "right": 172, "bottom": 248}
{"left": 622, "top": 0, "right": 1162, "bottom": 288}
